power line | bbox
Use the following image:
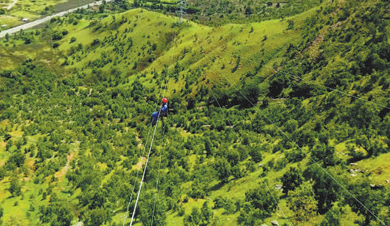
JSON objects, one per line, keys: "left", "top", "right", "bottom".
{"left": 150, "top": 126, "right": 166, "bottom": 226}
{"left": 281, "top": 70, "right": 390, "bottom": 111}
{"left": 129, "top": 8, "right": 180, "bottom": 225}
{"left": 208, "top": 85, "right": 294, "bottom": 226}
{"left": 129, "top": 114, "right": 160, "bottom": 226}
{"left": 150, "top": 12, "right": 180, "bottom": 226}
{"left": 215, "top": 72, "right": 387, "bottom": 226}
{"left": 122, "top": 123, "right": 154, "bottom": 226}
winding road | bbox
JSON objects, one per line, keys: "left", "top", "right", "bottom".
{"left": 0, "top": 0, "right": 113, "bottom": 38}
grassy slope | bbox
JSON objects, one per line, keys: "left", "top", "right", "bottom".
{"left": 0, "top": 7, "right": 321, "bottom": 225}
{"left": 52, "top": 7, "right": 316, "bottom": 95}
{"left": 65, "top": 3, "right": 390, "bottom": 225}
{"left": 53, "top": 7, "right": 326, "bottom": 226}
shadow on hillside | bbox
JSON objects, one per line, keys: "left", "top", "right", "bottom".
{"left": 208, "top": 181, "right": 226, "bottom": 191}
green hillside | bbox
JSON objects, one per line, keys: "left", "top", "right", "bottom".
{"left": 0, "top": 0, "right": 390, "bottom": 226}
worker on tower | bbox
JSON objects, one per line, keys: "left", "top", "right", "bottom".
{"left": 152, "top": 98, "right": 168, "bottom": 124}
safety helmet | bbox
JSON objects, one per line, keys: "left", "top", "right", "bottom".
{"left": 162, "top": 98, "right": 168, "bottom": 103}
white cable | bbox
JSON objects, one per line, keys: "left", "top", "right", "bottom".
{"left": 129, "top": 115, "right": 160, "bottom": 226}
{"left": 208, "top": 84, "right": 294, "bottom": 226}
{"left": 129, "top": 19, "right": 180, "bottom": 226}
{"left": 258, "top": 64, "right": 390, "bottom": 111}
{"left": 123, "top": 122, "right": 153, "bottom": 226}
{"left": 217, "top": 72, "right": 387, "bottom": 226}
{"left": 150, "top": 17, "right": 180, "bottom": 226}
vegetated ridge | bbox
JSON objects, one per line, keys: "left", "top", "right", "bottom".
{"left": 0, "top": 0, "right": 389, "bottom": 226}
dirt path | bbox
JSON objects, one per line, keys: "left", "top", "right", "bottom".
{"left": 55, "top": 152, "right": 75, "bottom": 181}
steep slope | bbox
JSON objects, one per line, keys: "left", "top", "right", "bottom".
{"left": 0, "top": 0, "right": 390, "bottom": 226}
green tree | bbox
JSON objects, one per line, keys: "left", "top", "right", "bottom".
{"left": 287, "top": 20, "right": 295, "bottom": 30}
{"left": 70, "top": 37, "right": 76, "bottom": 43}
{"left": 233, "top": 84, "right": 260, "bottom": 108}
{"left": 99, "top": 4, "right": 105, "bottom": 13}
{"left": 201, "top": 201, "right": 213, "bottom": 225}
{"left": 222, "top": 198, "right": 236, "bottom": 214}
{"left": 288, "top": 181, "right": 317, "bottom": 223}
{"left": 130, "top": 80, "right": 144, "bottom": 101}
{"left": 245, "top": 6, "right": 253, "bottom": 15}
{"left": 0, "top": 167, "right": 5, "bottom": 180}
{"left": 226, "top": 149, "right": 240, "bottom": 166}
{"left": 8, "top": 152, "right": 25, "bottom": 167}
{"left": 52, "top": 31, "right": 63, "bottom": 40}
{"left": 304, "top": 165, "right": 339, "bottom": 213}
{"left": 231, "top": 165, "right": 244, "bottom": 179}
{"left": 191, "top": 207, "right": 201, "bottom": 225}
{"left": 249, "top": 146, "right": 262, "bottom": 162}
{"left": 90, "top": 189, "right": 106, "bottom": 209}
{"left": 311, "top": 144, "right": 337, "bottom": 167}
{"left": 214, "top": 158, "right": 231, "bottom": 183}
{"left": 50, "top": 201, "right": 73, "bottom": 226}
{"left": 238, "top": 183, "right": 279, "bottom": 225}
{"left": 284, "top": 119, "right": 298, "bottom": 133}
{"left": 6, "top": 140, "right": 12, "bottom": 151}
{"left": 84, "top": 208, "right": 107, "bottom": 226}
{"left": 23, "top": 35, "right": 33, "bottom": 44}
{"left": 204, "top": 138, "right": 213, "bottom": 156}
{"left": 246, "top": 183, "right": 278, "bottom": 218}
{"left": 3, "top": 134, "right": 11, "bottom": 141}
{"left": 183, "top": 207, "right": 201, "bottom": 226}
{"left": 188, "top": 179, "right": 206, "bottom": 198}
{"left": 320, "top": 203, "right": 342, "bottom": 226}
{"left": 139, "top": 193, "right": 167, "bottom": 226}
{"left": 9, "top": 177, "right": 22, "bottom": 197}
{"left": 281, "top": 167, "right": 303, "bottom": 195}
{"left": 345, "top": 180, "right": 384, "bottom": 226}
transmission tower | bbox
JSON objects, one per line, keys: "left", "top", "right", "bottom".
{"left": 179, "top": 0, "right": 185, "bottom": 23}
